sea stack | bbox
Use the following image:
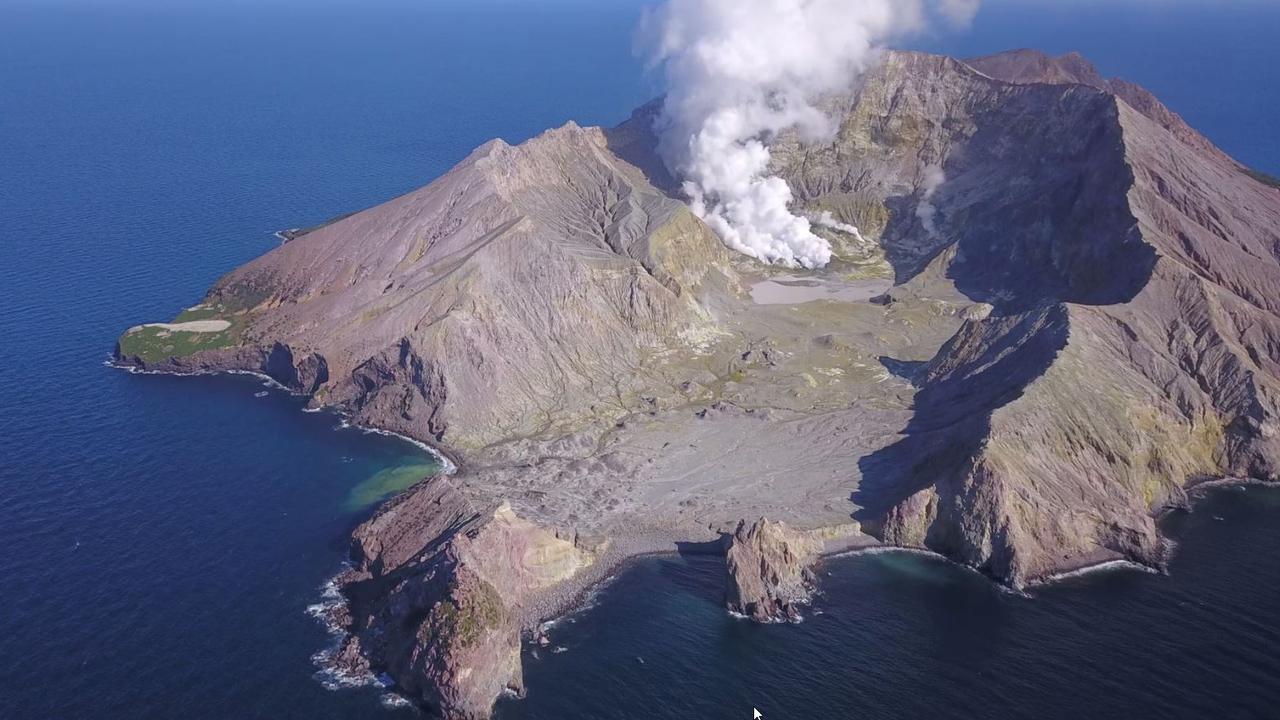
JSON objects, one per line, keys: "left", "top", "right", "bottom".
{"left": 725, "top": 518, "right": 823, "bottom": 622}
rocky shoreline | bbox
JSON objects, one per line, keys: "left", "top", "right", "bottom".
{"left": 310, "top": 488, "right": 869, "bottom": 716}
{"left": 112, "top": 341, "right": 1280, "bottom": 711}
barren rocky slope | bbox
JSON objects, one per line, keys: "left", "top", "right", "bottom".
{"left": 116, "top": 49, "right": 1280, "bottom": 718}
{"left": 120, "top": 123, "right": 738, "bottom": 456}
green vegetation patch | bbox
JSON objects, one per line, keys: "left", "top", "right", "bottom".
{"left": 211, "top": 283, "right": 274, "bottom": 315}
{"left": 117, "top": 299, "right": 258, "bottom": 363}
{"left": 430, "top": 578, "right": 507, "bottom": 649}
{"left": 117, "top": 322, "right": 242, "bottom": 363}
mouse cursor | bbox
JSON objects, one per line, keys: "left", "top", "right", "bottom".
{"left": 753, "top": 710, "right": 763, "bottom": 719}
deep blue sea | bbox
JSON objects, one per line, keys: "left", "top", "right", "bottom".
{"left": 1, "top": 1, "right": 1277, "bottom": 718}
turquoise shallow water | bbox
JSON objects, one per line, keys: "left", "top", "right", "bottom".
{"left": 0, "top": 1, "right": 1277, "bottom": 718}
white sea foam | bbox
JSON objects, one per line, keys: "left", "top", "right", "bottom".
{"left": 828, "top": 545, "right": 1031, "bottom": 596}
{"left": 1189, "top": 476, "right": 1277, "bottom": 495}
{"left": 226, "top": 369, "right": 293, "bottom": 392}
{"left": 352, "top": 424, "right": 455, "bottom": 472}
{"left": 829, "top": 545, "right": 947, "bottom": 561}
{"left": 311, "top": 658, "right": 375, "bottom": 692}
{"left": 105, "top": 359, "right": 198, "bottom": 377}
{"left": 307, "top": 566, "right": 380, "bottom": 692}
{"left": 105, "top": 358, "right": 298, "bottom": 395}
{"left": 326, "top": 414, "right": 456, "bottom": 473}
{"left": 536, "top": 572, "right": 612, "bottom": 631}
{"left": 305, "top": 576, "right": 345, "bottom": 626}
{"left": 1036, "top": 560, "right": 1158, "bottom": 585}
{"left": 380, "top": 693, "right": 412, "bottom": 709}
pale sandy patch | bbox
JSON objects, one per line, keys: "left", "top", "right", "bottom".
{"left": 130, "top": 320, "right": 231, "bottom": 333}
{"left": 749, "top": 275, "right": 892, "bottom": 305}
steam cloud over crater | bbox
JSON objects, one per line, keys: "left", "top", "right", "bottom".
{"left": 641, "top": 0, "right": 978, "bottom": 268}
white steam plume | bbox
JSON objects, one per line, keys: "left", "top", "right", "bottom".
{"left": 916, "top": 165, "right": 946, "bottom": 238}
{"left": 641, "top": 0, "right": 975, "bottom": 268}
{"left": 810, "top": 211, "right": 866, "bottom": 243}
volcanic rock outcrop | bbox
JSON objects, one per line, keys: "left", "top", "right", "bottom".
{"left": 117, "top": 48, "right": 1280, "bottom": 717}
{"left": 332, "top": 476, "right": 595, "bottom": 719}
{"left": 724, "top": 518, "right": 823, "bottom": 622}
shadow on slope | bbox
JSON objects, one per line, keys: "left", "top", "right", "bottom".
{"left": 853, "top": 305, "right": 1070, "bottom": 529}
{"left": 604, "top": 99, "right": 680, "bottom": 196}
{"left": 879, "top": 85, "right": 1158, "bottom": 314}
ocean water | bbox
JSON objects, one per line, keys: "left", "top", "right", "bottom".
{"left": 0, "top": 1, "right": 1277, "bottom": 718}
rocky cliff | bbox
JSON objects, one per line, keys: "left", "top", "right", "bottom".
{"left": 117, "top": 48, "right": 1280, "bottom": 717}
{"left": 724, "top": 519, "right": 822, "bottom": 622}
{"left": 330, "top": 476, "right": 596, "bottom": 718}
